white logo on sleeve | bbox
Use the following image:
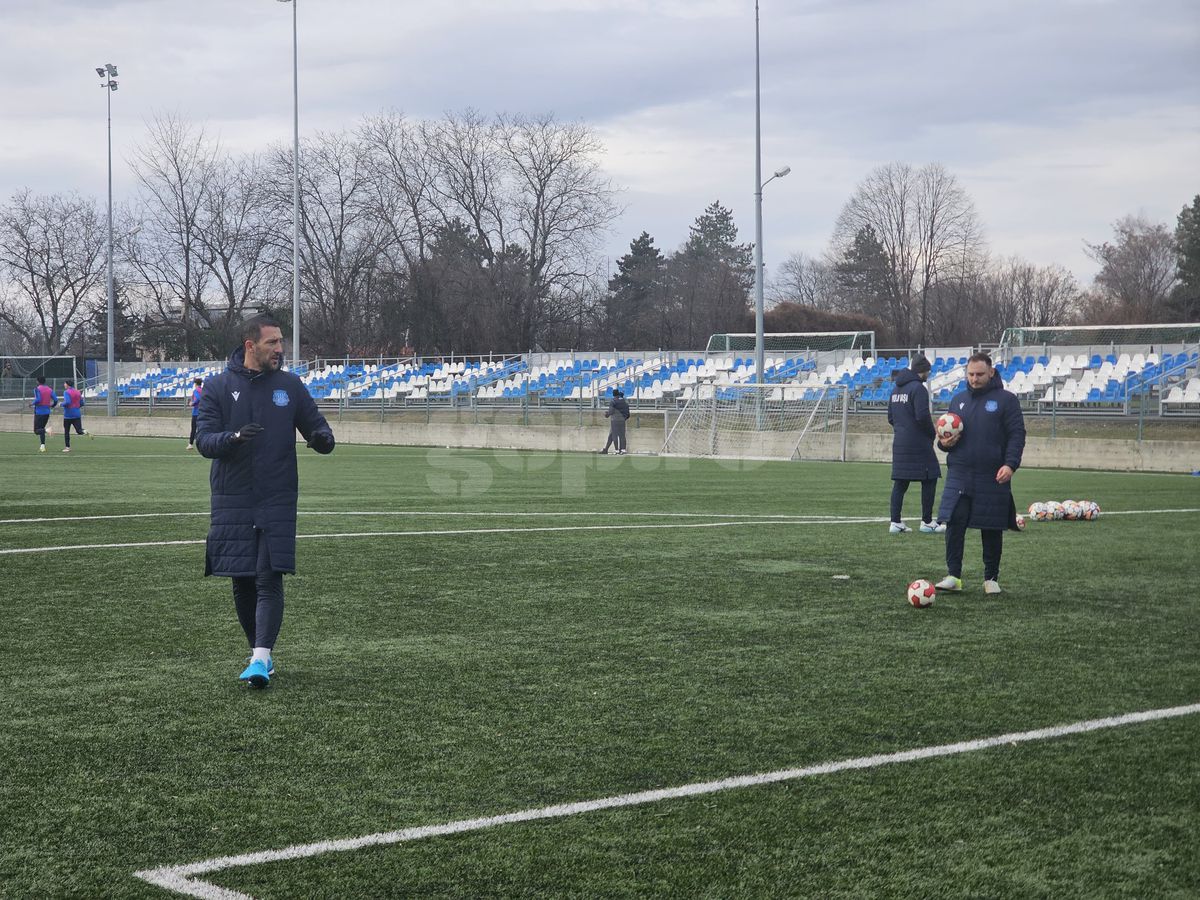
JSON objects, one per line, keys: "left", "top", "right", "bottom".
{"left": 232, "top": 391, "right": 241, "bottom": 402}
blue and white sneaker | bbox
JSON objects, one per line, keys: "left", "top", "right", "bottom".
{"left": 920, "top": 521, "right": 947, "bottom": 534}
{"left": 238, "top": 658, "right": 272, "bottom": 688}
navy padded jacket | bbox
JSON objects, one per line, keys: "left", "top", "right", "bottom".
{"left": 887, "top": 368, "right": 940, "bottom": 481}
{"left": 936, "top": 374, "right": 1026, "bottom": 531}
{"left": 196, "top": 347, "right": 334, "bottom": 576}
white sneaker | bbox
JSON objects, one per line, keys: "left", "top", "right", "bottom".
{"left": 920, "top": 521, "right": 946, "bottom": 533}
{"left": 935, "top": 575, "right": 963, "bottom": 591}
{"left": 39, "top": 445, "right": 46, "bottom": 453}
{"left": 185, "top": 443, "right": 193, "bottom": 450}
{"left": 983, "top": 580, "right": 1002, "bottom": 595}
{"left": 888, "top": 522, "right": 911, "bottom": 533}
{"left": 62, "top": 447, "right": 71, "bottom": 453}
{"left": 617, "top": 449, "right": 627, "bottom": 455}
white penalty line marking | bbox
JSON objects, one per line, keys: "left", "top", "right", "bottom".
{"left": 0, "top": 510, "right": 886, "bottom": 525}
{"left": 135, "top": 701, "right": 1200, "bottom": 900}
{"left": 0, "top": 518, "right": 884, "bottom": 556}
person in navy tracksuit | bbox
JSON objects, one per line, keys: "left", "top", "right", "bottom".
{"left": 934, "top": 352, "right": 1026, "bottom": 595}
{"left": 196, "top": 314, "right": 335, "bottom": 687}
{"left": 886, "top": 355, "right": 942, "bottom": 533}
{"left": 187, "top": 377, "right": 203, "bottom": 449}
{"left": 60, "top": 380, "right": 87, "bottom": 451}
{"left": 32, "top": 376, "right": 58, "bottom": 453}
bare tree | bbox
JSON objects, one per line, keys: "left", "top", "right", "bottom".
{"left": 127, "top": 114, "right": 217, "bottom": 357}
{"left": 266, "top": 129, "right": 390, "bottom": 356}
{"left": 768, "top": 251, "right": 838, "bottom": 310}
{"left": 0, "top": 190, "right": 106, "bottom": 353}
{"left": 498, "top": 114, "right": 621, "bottom": 350}
{"left": 1084, "top": 215, "right": 1178, "bottom": 323}
{"left": 195, "top": 153, "right": 286, "bottom": 349}
{"left": 831, "top": 162, "right": 984, "bottom": 343}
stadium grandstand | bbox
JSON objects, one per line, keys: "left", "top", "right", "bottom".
{"left": 4, "top": 324, "right": 1198, "bottom": 419}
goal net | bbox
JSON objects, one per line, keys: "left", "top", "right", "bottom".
{"left": 705, "top": 331, "right": 875, "bottom": 355}
{"left": 661, "top": 384, "right": 849, "bottom": 461}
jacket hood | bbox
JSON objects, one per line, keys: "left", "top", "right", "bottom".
{"left": 227, "top": 345, "right": 251, "bottom": 376}
{"left": 894, "top": 367, "right": 922, "bottom": 387}
{"left": 969, "top": 372, "right": 1005, "bottom": 397}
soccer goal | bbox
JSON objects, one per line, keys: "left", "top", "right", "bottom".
{"left": 661, "top": 384, "right": 850, "bottom": 461}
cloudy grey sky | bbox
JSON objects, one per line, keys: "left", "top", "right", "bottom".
{"left": 1, "top": 0, "right": 1196, "bottom": 285}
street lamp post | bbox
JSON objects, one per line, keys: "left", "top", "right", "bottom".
{"left": 752, "top": 1, "right": 790, "bottom": 391}
{"left": 96, "top": 63, "right": 119, "bottom": 416}
{"left": 277, "top": 0, "right": 301, "bottom": 369}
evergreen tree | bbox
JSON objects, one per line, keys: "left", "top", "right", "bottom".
{"left": 834, "top": 225, "right": 902, "bottom": 340}
{"left": 604, "top": 232, "right": 666, "bottom": 347}
{"left": 667, "top": 202, "right": 753, "bottom": 347}
{"left": 1172, "top": 194, "right": 1200, "bottom": 319}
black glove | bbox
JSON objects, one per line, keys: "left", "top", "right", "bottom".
{"left": 306, "top": 430, "right": 335, "bottom": 454}
{"left": 233, "top": 422, "right": 264, "bottom": 443}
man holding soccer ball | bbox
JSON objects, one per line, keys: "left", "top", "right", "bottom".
{"left": 934, "top": 352, "right": 1025, "bottom": 595}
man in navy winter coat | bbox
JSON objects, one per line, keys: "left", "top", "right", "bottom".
{"left": 886, "top": 355, "right": 942, "bottom": 533}
{"left": 934, "top": 352, "right": 1025, "bottom": 595}
{"left": 196, "top": 314, "right": 335, "bottom": 687}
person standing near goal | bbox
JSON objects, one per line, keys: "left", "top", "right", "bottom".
{"left": 31, "top": 375, "right": 57, "bottom": 453}
{"left": 601, "top": 389, "right": 630, "bottom": 454}
{"left": 196, "top": 314, "right": 335, "bottom": 687}
{"left": 934, "top": 352, "right": 1026, "bottom": 595}
{"left": 886, "top": 354, "right": 943, "bottom": 534}
{"left": 186, "top": 377, "right": 203, "bottom": 449}
{"left": 60, "top": 380, "right": 88, "bottom": 452}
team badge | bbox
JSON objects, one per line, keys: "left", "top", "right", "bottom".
{"left": 272, "top": 390, "right": 290, "bottom": 407}
{"left": 985, "top": 399, "right": 998, "bottom": 412}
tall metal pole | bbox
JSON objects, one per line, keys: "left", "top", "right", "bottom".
{"left": 290, "top": 0, "right": 301, "bottom": 369}
{"left": 106, "top": 77, "right": 117, "bottom": 417}
{"left": 753, "top": 0, "right": 765, "bottom": 391}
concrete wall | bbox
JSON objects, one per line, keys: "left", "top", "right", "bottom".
{"left": 2, "top": 412, "right": 1197, "bottom": 473}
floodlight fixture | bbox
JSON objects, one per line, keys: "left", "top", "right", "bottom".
{"left": 105, "top": 63, "right": 118, "bottom": 76}
{"left": 96, "top": 67, "right": 106, "bottom": 77}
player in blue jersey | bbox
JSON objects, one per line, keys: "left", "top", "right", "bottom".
{"left": 186, "top": 377, "right": 203, "bottom": 449}
{"left": 32, "top": 376, "right": 57, "bottom": 453}
{"left": 60, "top": 380, "right": 88, "bottom": 452}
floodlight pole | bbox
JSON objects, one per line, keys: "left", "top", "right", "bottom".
{"left": 98, "top": 64, "right": 119, "bottom": 417}
{"left": 278, "top": 0, "right": 301, "bottom": 369}
{"left": 754, "top": 0, "right": 765, "bottom": 393}
{"left": 753, "top": 3, "right": 789, "bottom": 427}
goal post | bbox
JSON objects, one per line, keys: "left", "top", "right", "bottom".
{"left": 704, "top": 331, "right": 875, "bottom": 355}
{"left": 661, "top": 383, "right": 850, "bottom": 461}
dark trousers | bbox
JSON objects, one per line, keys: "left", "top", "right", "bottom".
{"left": 945, "top": 494, "right": 1003, "bottom": 580}
{"left": 64, "top": 418, "right": 84, "bottom": 446}
{"left": 33, "top": 413, "right": 50, "bottom": 443}
{"left": 231, "top": 528, "right": 285, "bottom": 651}
{"left": 189, "top": 416, "right": 199, "bottom": 445}
{"left": 891, "top": 478, "right": 937, "bottom": 523}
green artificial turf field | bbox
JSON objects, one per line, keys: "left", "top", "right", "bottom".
{"left": 1, "top": 432, "right": 1197, "bottom": 898}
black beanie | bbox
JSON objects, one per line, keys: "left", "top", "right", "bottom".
{"left": 911, "top": 355, "right": 931, "bottom": 374}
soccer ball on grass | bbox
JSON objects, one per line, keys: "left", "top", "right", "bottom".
{"left": 907, "top": 579, "right": 936, "bottom": 608}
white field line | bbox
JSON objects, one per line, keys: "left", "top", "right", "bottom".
{"left": 0, "top": 518, "right": 883, "bottom": 556}
{"left": 0, "top": 510, "right": 881, "bottom": 525}
{"left": 134, "top": 701, "right": 1200, "bottom": 900}
{"left": 1, "top": 507, "right": 1197, "bottom": 555}
{"left": 2, "top": 506, "right": 1198, "bottom": 527}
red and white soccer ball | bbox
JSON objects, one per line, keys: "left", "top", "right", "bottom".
{"left": 935, "top": 412, "right": 963, "bottom": 442}
{"left": 1082, "top": 500, "right": 1101, "bottom": 520}
{"left": 907, "top": 579, "right": 936, "bottom": 608}
{"left": 1015, "top": 513, "right": 1026, "bottom": 530}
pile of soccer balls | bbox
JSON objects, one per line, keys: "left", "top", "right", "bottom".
{"left": 1026, "top": 500, "right": 1101, "bottom": 521}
